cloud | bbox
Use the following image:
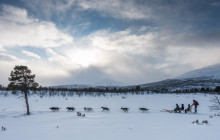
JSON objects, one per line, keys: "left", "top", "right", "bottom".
{"left": 73, "top": 28, "right": 220, "bottom": 83}
{"left": 0, "top": 53, "right": 26, "bottom": 85}
{"left": 0, "top": 53, "right": 20, "bottom": 62}
{"left": 0, "top": 5, "right": 73, "bottom": 50}
{"left": 22, "top": 50, "right": 41, "bottom": 59}
{"left": 23, "top": 0, "right": 151, "bottom": 20}
{"left": 77, "top": 0, "right": 150, "bottom": 20}
{"left": 0, "top": 2, "right": 219, "bottom": 86}
{"left": 21, "top": 0, "right": 218, "bottom": 36}
{"left": 210, "top": 2, "right": 220, "bottom": 7}
{"left": 1, "top": 25, "right": 220, "bottom": 86}
{"left": 56, "top": 29, "right": 174, "bottom": 84}
{"left": 22, "top": 0, "right": 75, "bottom": 18}
{"left": 180, "top": 32, "right": 220, "bottom": 47}
{"left": 21, "top": 0, "right": 219, "bottom": 33}
{"left": 45, "top": 48, "right": 71, "bottom": 65}
{"left": 46, "top": 48, "right": 57, "bottom": 56}
{"left": 154, "top": 31, "right": 220, "bottom": 49}
{"left": 0, "top": 56, "right": 71, "bottom": 86}
{"left": 87, "top": 29, "right": 158, "bottom": 55}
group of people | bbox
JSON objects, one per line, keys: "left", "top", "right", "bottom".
{"left": 174, "top": 100, "right": 199, "bottom": 113}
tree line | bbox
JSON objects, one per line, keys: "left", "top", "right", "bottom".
{"left": 1, "top": 83, "right": 220, "bottom": 94}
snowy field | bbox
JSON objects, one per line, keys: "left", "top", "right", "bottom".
{"left": 0, "top": 93, "right": 220, "bottom": 140}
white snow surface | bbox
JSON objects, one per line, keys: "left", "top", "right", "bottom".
{"left": 0, "top": 93, "right": 220, "bottom": 140}
{"left": 178, "top": 63, "right": 220, "bottom": 79}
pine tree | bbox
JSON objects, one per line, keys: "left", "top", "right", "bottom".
{"left": 7, "top": 65, "right": 39, "bottom": 115}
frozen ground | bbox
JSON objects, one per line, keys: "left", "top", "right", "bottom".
{"left": 0, "top": 93, "right": 220, "bottom": 140}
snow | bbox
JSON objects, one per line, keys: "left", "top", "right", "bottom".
{"left": 178, "top": 63, "right": 220, "bottom": 79}
{"left": 0, "top": 93, "right": 220, "bottom": 140}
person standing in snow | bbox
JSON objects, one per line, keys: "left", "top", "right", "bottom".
{"left": 191, "top": 100, "right": 199, "bottom": 113}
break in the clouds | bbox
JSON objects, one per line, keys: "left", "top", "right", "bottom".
{"left": 0, "top": 0, "right": 220, "bottom": 86}
{"left": 0, "top": 5, "right": 73, "bottom": 51}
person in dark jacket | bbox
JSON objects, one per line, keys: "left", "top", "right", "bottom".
{"left": 180, "top": 104, "right": 184, "bottom": 111}
{"left": 176, "top": 104, "right": 184, "bottom": 113}
{"left": 191, "top": 100, "right": 199, "bottom": 113}
{"left": 174, "top": 104, "right": 180, "bottom": 113}
{"left": 185, "top": 104, "right": 192, "bottom": 113}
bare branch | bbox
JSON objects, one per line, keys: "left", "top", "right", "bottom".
{"left": 215, "top": 96, "right": 220, "bottom": 105}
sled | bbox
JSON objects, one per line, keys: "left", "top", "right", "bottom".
{"left": 160, "top": 109, "right": 197, "bottom": 114}
{"left": 160, "top": 109, "right": 175, "bottom": 113}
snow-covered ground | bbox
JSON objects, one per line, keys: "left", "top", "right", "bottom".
{"left": 0, "top": 93, "right": 220, "bottom": 140}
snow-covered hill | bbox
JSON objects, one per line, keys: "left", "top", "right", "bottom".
{"left": 178, "top": 63, "right": 220, "bottom": 79}
{"left": 135, "top": 64, "right": 220, "bottom": 91}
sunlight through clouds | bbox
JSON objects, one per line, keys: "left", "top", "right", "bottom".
{"left": 69, "top": 49, "right": 97, "bottom": 67}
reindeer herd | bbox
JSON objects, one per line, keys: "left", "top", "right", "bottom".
{"left": 49, "top": 106, "right": 149, "bottom": 114}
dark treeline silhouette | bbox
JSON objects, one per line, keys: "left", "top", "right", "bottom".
{"left": 1, "top": 84, "right": 220, "bottom": 96}
{"left": 0, "top": 84, "right": 5, "bottom": 90}
{"left": 37, "top": 85, "right": 146, "bottom": 96}
{"left": 22, "top": 85, "right": 220, "bottom": 95}
{"left": 171, "top": 86, "right": 220, "bottom": 94}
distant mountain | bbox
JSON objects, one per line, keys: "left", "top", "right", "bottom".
{"left": 52, "top": 64, "right": 220, "bottom": 92}
{"left": 137, "top": 77, "right": 220, "bottom": 92}
{"left": 94, "top": 78, "right": 128, "bottom": 87}
{"left": 178, "top": 63, "right": 220, "bottom": 79}
{"left": 54, "top": 84, "right": 93, "bottom": 89}
{"left": 133, "top": 64, "right": 220, "bottom": 92}
{"left": 53, "top": 78, "right": 128, "bottom": 89}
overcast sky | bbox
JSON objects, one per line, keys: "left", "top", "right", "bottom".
{"left": 0, "top": 0, "right": 220, "bottom": 86}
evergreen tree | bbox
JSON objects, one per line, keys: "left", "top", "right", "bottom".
{"left": 7, "top": 65, "right": 39, "bottom": 115}
{"left": 215, "top": 86, "right": 220, "bottom": 92}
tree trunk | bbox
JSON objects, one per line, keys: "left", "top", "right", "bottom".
{"left": 24, "top": 91, "right": 30, "bottom": 115}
